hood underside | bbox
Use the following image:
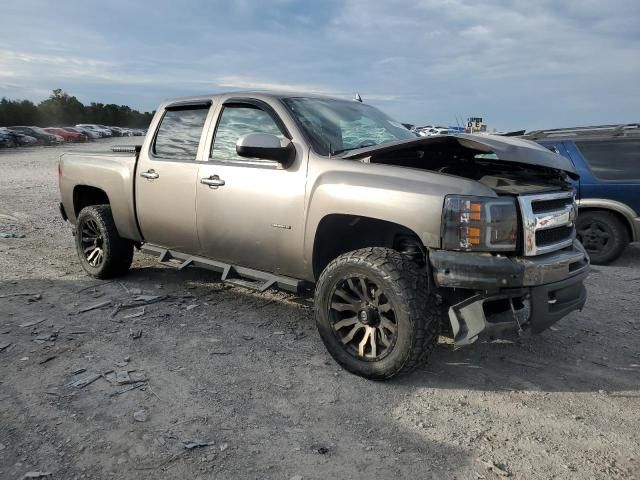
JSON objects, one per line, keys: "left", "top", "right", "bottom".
{"left": 341, "top": 133, "right": 578, "bottom": 178}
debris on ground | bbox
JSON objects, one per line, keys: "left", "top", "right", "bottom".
{"left": 109, "top": 382, "right": 146, "bottom": 397}
{"left": 0, "top": 291, "right": 39, "bottom": 299}
{"left": 78, "top": 300, "right": 112, "bottom": 313}
{"left": 133, "top": 409, "right": 149, "bottom": 422}
{"left": 0, "top": 231, "right": 25, "bottom": 238}
{"left": 0, "top": 340, "right": 12, "bottom": 352}
{"left": 477, "top": 459, "right": 511, "bottom": 477}
{"left": 183, "top": 440, "right": 213, "bottom": 450}
{"left": 34, "top": 332, "right": 58, "bottom": 344}
{"left": 209, "top": 349, "right": 232, "bottom": 355}
{"left": 19, "top": 318, "right": 46, "bottom": 328}
{"left": 129, "top": 328, "right": 143, "bottom": 339}
{"left": 105, "top": 369, "right": 147, "bottom": 385}
{"left": 68, "top": 372, "right": 101, "bottom": 389}
{"left": 132, "top": 294, "right": 165, "bottom": 303}
{"left": 115, "top": 371, "right": 131, "bottom": 384}
{"left": 219, "top": 443, "right": 229, "bottom": 452}
{"left": 23, "top": 471, "right": 52, "bottom": 478}
{"left": 38, "top": 355, "right": 57, "bottom": 364}
{"left": 124, "top": 307, "right": 145, "bottom": 319}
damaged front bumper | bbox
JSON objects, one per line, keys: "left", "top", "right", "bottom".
{"left": 430, "top": 240, "right": 589, "bottom": 345}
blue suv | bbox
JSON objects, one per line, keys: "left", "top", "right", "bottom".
{"left": 523, "top": 125, "right": 640, "bottom": 264}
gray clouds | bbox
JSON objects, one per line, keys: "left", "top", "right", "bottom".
{"left": 0, "top": 0, "right": 638, "bottom": 129}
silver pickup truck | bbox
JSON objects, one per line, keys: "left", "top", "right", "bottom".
{"left": 58, "top": 92, "right": 589, "bottom": 379}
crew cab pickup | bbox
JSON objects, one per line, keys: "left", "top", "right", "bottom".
{"left": 58, "top": 92, "right": 589, "bottom": 379}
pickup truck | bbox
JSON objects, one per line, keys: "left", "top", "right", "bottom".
{"left": 58, "top": 92, "right": 589, "bottom": 379}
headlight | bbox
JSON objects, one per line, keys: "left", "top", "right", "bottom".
{"left": 441, "top": 195, "right": 518, "bottom": 252}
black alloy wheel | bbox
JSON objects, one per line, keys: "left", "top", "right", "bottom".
{"left": 74, "top": 205, "right": 133, "bottom": 278}
{"left": 329, "top": 275, "right": 398, "bottom": 361}
{"left": 80, "top": 217, "right": 105, "bottom": 268}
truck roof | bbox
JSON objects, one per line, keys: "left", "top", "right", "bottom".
{"left": 159, "top": 91, "right": 348, "bottom": 109}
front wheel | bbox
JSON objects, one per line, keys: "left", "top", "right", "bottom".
{"left": 75, "top": 205, "right": 133, "bottom": 279}
{"left": 315, "top": 247, "right": 440, "bottom": 380}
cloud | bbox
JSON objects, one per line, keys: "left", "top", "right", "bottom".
{"left": 0, "top": 0, "right": 638, "bottom": 129}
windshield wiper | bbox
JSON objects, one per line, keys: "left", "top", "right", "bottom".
{"left": 332, "top": 143, "right": 378, "bottom": 156}
{"left": 332, "top": 146, "right": 360, "bottom": 155}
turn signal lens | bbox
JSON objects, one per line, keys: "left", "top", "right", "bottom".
{"left": 442, "top": 196, "right": 518, "bottom": 252}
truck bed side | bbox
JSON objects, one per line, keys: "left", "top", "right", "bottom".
{"left": 59, "top": 151, "right": 142, "bottom": 242}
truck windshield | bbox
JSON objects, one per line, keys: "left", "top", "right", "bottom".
{"left": 282, "top": 97, "right": 416, "bottom": 156}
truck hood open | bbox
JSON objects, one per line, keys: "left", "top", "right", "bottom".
{"left": 340, "top": 133, "right": 578, "bottom": 178}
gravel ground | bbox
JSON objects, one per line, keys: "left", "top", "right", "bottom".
{"left": 1, "top": 139, "right": 639, "bottom": 480}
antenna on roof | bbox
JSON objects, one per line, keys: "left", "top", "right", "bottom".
{"left": 354, "top": 92, "right": 363, "bottom": 103}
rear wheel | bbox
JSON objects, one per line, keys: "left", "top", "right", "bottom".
{"left": 75, "top": 205, "right": 133, "bottom": 278}
{"left": 315, "top": 247, "right": 440, "bottom": 380}
{"left": 576, "top": 210, "right": 629, "bottom": 264}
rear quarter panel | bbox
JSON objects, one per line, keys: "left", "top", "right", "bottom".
{"left": 60, "top": 152, "right": 142, "bottom": 241}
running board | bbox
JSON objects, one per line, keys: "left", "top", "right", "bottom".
{"left": 140, "top": 244, "right": 300, "bottom": 293}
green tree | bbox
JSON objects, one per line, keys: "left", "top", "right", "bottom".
{"left": 0, "top": 89, "right": 153, "bottom": 128}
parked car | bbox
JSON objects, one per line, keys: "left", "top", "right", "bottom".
{"left": 45, "top": 127, "right": 83, "bottom": 143}
{"left": 76, "top": 124, "right": 111, "bottom": 137}
{"left": 59, "top": 91, "right": 588, "bottom": 380}
{"left": 8, "top": 126, "right": 63, "bottom": 145}
{"left": 109, "top": 126, "right": 125, "bottom": 137}
{"left": 16, "top": 133, "right": 39, "bottom": 146}
{"left": 524, "top": 124, "right": 640, "bottom": 264}
{"left": 0, "top": 128, "right": 17, "bottom": 148}
{"left": 63, "top": 127, "right": 93, "bottom": 141}
{"left": 0, "top": 127, "right": 38, "bottom": 147}
{"left": 96, "top": 125, "right": 114, "bottom": 137}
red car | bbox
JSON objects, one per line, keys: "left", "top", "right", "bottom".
{"left": 44, "top": 127, "right": 84, "bottom": 142}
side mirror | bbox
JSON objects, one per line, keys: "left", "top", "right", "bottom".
{"left": 236, "top": 133, "right": 295, "bottom": 167}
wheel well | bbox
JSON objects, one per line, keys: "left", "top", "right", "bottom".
{"left": 578, "top": 207, "right": 633, "bottom": 241}
{"left": 73, "top": 186, "right": 110, "bottom": 217}
{"left": 312, "top": 214, "right": 425, "bottom": 279}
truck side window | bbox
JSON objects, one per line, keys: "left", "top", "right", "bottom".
{"left": 152, "top": 107, "right": 209, "bottom": 160}
{"left": 575, "top": 139, "right": 640, "bottom": 180}
{"left": 211, "top": 105, "right": 285, "bottom": 162}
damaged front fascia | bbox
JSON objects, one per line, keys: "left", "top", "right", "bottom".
{"left": 342, "top": 133, "right": 579, "bottom": 179}
{"left": 430, "top": 242, "right": 589, "bottom": 290}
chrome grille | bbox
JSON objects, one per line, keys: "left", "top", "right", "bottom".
{"left": 518, "top": 191, "right": 577, "bottom": 256}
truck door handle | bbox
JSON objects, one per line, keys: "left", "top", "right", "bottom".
{"left": 200, "top": 175, "right": 225, "bottom": 187}
{"left": 140, "top": 169, "right": 159, "bottom": 179}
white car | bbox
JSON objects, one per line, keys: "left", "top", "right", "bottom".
{"left": 77, "top": 124, "right": 111, "bottom": 138}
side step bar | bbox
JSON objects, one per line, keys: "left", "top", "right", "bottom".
{"left": 141, "top": 244, "right": 300, "bottom": 293}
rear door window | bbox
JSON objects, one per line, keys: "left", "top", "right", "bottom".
{"left": 152, "top": 106, "right": 209, "bottom": 160}
{"left": 575, "top": 139, "right": 640, "bottom": 180}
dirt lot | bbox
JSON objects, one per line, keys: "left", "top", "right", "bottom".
{"left": 1, "top": 139, "right": 639, "bottom": 480}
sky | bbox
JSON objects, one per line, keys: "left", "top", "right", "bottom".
{"left": 1, "top": 0, "right": 639, "bottom": 131}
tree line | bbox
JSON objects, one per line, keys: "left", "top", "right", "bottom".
{"left": 0, "top": 89, "right": 154, "bottom": 128}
